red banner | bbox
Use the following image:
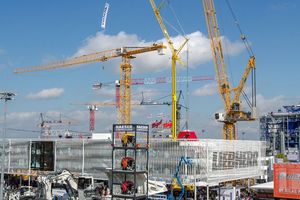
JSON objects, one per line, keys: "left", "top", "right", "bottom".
{"left": 274, "top": 163, "right": 300, "bottom": 199}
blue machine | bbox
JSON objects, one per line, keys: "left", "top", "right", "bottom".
{"left": 168, "top": 156, "right": 193, "bottom": 200}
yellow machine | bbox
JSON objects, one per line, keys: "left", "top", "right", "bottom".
{"left": 15, "top": 44, "right": 165, "bottom": 124}
{"left": 121, "top": 133, "right": 135, "bottom": 147}
{"left": 172, "top": 180, "right": 195, "bottom": 198}
{"left": 169, "top": 156, "right": 194, "bottom": 199}
{"left": 202, "top": 0, "right": 256, "bottom": 140}
{"left": 149, "top": 0, "right": 188, "bottom": 140}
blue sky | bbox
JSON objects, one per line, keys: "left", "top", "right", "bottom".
{"left": 0, "top": 0, "right": 299, "bottom": 139}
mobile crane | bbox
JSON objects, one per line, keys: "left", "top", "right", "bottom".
{"left": 202, "top": 0, "right": 256, "bottom": 140}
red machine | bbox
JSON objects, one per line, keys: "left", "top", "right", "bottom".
{"left": 121, "top": 181, "right": 135, "bottom": 194}
{"left": 121, "top": 157, "right": 135, "bottom": 170}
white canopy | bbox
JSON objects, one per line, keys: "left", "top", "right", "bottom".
{"left": 251, "top": 181, "right": 273, "bottom": 190}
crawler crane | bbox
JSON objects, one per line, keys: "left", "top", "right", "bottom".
{"left": 202, "top": 0, "right": 256, "bottom": 140}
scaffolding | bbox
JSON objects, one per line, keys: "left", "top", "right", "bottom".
{"left": 1, "top": 138, "right": 265, "bottom": 186}
{"left": 260, "top": 104, "right": 300, "bottom": 161}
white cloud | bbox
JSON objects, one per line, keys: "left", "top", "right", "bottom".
{"left": 222, "top": 37, "right": 245, "bottom": 56}
{"left": 192, "top": 82, "right": 218, "bottom": 96}
{"left": 63, "top": 109, "right": 116, "bottom": 123}
{"left": 7, "top": 112, "right": 38, "bottom": 122}
{"left": 27, "top": 88, "right": 64, "bottom": 99}
{"left": 135, "top": 86, "right": 164, "bottom": 100}
{"left": 74, "top": 31, "right": 144, "bottom": 57}
{"left": 4, "top": 109, "right": 118, "bottom": 138}
{"left": 94, "top": 87, "right": 116, "bottom": 98}
{"left": 74, "top": 31, "right": 245, "bottom": 73}
{"left": 256, "top": 94, "right": 297, "bottom": 115}
{"left": 0, "top": 48, "right": 4, "bottom": 55}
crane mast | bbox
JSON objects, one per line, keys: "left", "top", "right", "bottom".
{"left": 149, "top": 0, "right": 188, "bottom": 140}
{"left": 15, "top": 44, "right": 165, "bottom": 124}
{"left": 202, "top": 0, "right": 256, "bottom": 140}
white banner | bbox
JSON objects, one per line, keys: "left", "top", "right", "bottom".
{"left": 101, "top": 2, "right": 110, "bottom": 29}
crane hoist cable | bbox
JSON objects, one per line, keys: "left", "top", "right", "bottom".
{"left": 242, "top": 90, "right": 252, "bottom": 108}
{"left": 225, "top": 0, "right": 254, "bottom": 57}
{"left": 157, "top": 0, "right": 186, "bottom": 37}
{"left": 225, "top": 0, "right": 256, "bottom": 108}
{"left": 168, "top": 1, "right": 186, "bottom": 36}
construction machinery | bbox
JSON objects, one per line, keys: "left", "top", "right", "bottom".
{"left": 71, "top": 101, "right": 140, "bottom": 133}
{"left": 37, "top": 169, "right": 79, "bottom": 200}
{"left": 169, "top": 156, "right": 193, "bottom": 200}
{"left": 15, "top": 43, "right": 165, "bottom": 124}
{"left": 93, "top": 75, "right": 214, "bottom": 89}
{"left": 121, "top": 157, "right": 135, "bottom": 170}
{"left": 93, "top": 75, "right": 214, "bottom": 117}
{"left": 121, "top": 132, "right": 135, "bottom": 147}
{"left": 71, "top": 102, "right": 107, "bottom": 132}
{"left": 150, "top": 0, "right": 189, "bottom": 140}
{"left": 39, "top": 113, "right": 79, "bottom": 138}
{"left": 87, "top": 105, "right": 98, "bottom": 132}
{"left": 37, "top": 170, "right": 108, "bottom": 200}
{"left": 121, "top": 181, "right": 135, "bottom": 194}
{"left": 202, "top": 0, "right": 256, "bottom": 140}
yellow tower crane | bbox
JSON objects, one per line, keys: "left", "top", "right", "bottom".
{"left": 202, "top": 0, "right": 256, "bottom": 140}
{"left": 149, "top": 0, "right": 188, "bottom": 140}
{"left": 14, "top": 43, "right": 165, "bottom": 124}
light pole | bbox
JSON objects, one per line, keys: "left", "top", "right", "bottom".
{"left": 0, "top": 92, "right": 15, "bottom": 200}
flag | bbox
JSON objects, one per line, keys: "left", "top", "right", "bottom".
{"left": 163, "top": 121, "right": 172, "bottom": 128}
{"left": 101, "top": 2, "right": 110, "bottom": 29}
{"left": 152, "top": 119, "right": 163, "bottom": 128}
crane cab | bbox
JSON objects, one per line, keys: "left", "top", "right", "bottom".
{"left": 215, "top": 113, "right": 225, "bottom": 122}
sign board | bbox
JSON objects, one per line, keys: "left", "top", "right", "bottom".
{"left": 113, "top": 124, "right": 134, "bottom": 132}
{"left": 136, "top": 125, "right": 149, "bottom": 132}
{"left": 113, "top": 124, "right": 149, "bottom": 133}
{"left": 274, "top": 163, "right": 300, "bottom": 199}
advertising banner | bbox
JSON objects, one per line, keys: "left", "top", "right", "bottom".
{"left": 274, "top": 163, "right": 300, "bottom": 199}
